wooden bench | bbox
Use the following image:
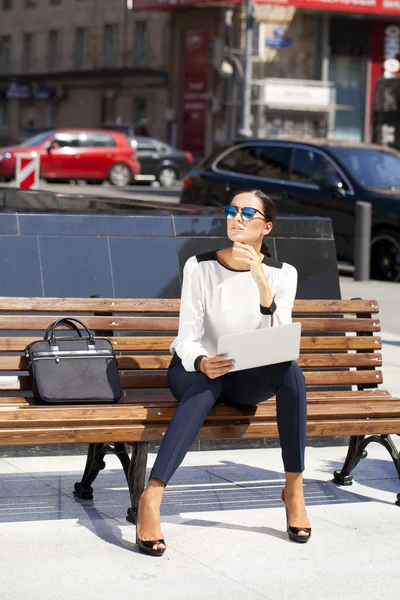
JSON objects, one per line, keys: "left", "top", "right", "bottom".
{"left": 0, "top": 296, "right": 399, "bottom": 520}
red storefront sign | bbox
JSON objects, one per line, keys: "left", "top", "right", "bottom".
{"left": 182, "top": 31, "right": 209, "bottom": 157}
{"left": 133, "top": 0, "right": 400, "bottom": 16}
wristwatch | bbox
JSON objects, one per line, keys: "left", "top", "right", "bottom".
{"left": 260, "top": 300, "right": 277, "bottom": 316}
{"left": 194, "top": 355, "right": 207, "bottom": 372}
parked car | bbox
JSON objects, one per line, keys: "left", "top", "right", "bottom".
{"left": 181, "top": 138, "right": 400, "bottom": 282}
{"left": 131, "top": 136, "right": 193, "bottom": 187}
{"left": 0, "top": 129, "right": 140, "bottom": 187}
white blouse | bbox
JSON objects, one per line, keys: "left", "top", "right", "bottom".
{"left": 171, "top": 250, "right": 298, "bottom": 372}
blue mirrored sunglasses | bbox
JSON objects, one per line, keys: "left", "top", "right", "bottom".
{"left": 223, "top": 206, "right": 265, "bottom": 221}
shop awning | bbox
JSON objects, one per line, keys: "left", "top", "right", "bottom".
{"left": 132, "top": 0, "right": 400, "bottom": 16}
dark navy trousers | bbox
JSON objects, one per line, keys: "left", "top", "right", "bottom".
{"left": 150, "top": 353, "right": 307, "bottom": 486}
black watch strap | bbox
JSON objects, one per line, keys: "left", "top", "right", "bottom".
{"left": 194, "top": 355, "right": 207, "bottom": 372}
{"left": 260, "top": 300, "right": 277, "bottom": 316}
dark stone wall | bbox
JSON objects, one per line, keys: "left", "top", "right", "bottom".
{"left": 0, "top": 212, "right": 340, "bottom": 299}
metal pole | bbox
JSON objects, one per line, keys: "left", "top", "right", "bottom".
{"left": 321, "top": 13, "right": 330, "bottom": 82}
{"left": 354, "top": 201, "right": 372, "bottom": 281}
{"left": 238, "top": 0, "right": 254, "bottom": 138}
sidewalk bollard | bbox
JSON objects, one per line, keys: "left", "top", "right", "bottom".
{"left": 354, "top": 201, "right": 372, "bottom": 282}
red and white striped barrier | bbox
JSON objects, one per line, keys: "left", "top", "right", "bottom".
{"left": 16, "top": 153, "right": 40, "bottom": 189}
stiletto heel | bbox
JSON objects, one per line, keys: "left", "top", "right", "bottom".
{"left": 280, "top": 489, "right": 311, "bottom": 544}
{"left": 135, "top": 502, "right": 166, "bottom": 557}
{"left": 136, "top": 531, "right": 166, "bottom": 557}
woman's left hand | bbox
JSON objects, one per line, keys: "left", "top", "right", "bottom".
{"left": 232, "top": 242, "right": 267, "bottom": 286}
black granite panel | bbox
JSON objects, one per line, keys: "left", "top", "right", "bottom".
{"left": 109, "top": 238, "right": 181, "bottom": 298}
{"left": 275, "top": 238, "right": 341, "bottom": 299}
{"left": 271, "top": 216, "right": 334, "bottom": 239}
{"left": 173, "top": 215, "right": 334, "bottom": 240}
{"left": 173, "top": 215, "right": 227, "bottom": 237}
{"left": 39, "top": 237, "right": 114, "bottom": 297}
{"left": 0, "top": 213, "right": 18, "bottom": 235}
{"left": 0, "top": 237, "right": 43, "bottom": 295}
{"left": 19, "top": 214, "right": 174, "bottom": 237}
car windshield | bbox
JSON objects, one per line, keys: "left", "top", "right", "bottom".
{"left": 19, "top": 131, "right": 54, "bottom": 147}
{"left": 329, "top": 146, "right": 400, "bottom": 189}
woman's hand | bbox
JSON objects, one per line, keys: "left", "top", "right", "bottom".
{"left": 200, "top": 355, "right": 235, "bottom": 379}
{"left": 232, "top": 242, "right": 267, "bottom": 286}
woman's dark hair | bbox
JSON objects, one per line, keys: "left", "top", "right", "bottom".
{"left": 232, "top": 189, "right": 276, "bottom": 257}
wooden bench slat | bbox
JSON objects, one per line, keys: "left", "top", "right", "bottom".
{"left": 293, "top": 300, "right": 379, "bottom": 314}
{"left": 0, "top": 353, "right": 383, "bottom": 372}
{"left": 0, "top": 417, "right": 399, "bottom": 445}
{"left": 0, "top": 369, "right": 383, "bottom": 391}
{"left": 0, "top": 316, "right": 180, "bottom": 331}
{"left": 0, "top": 336, "right": 382, "bottom": 353}
{"left": 0, "top": 297, "right": 181, "bottom": 313}
{"left": 0, "top": 297, "right": 379, "bottom": 314}
{"left": 0, "top": 389, "right": 392, "bottom": 408}
{"left": 0, "top": 316, "right": 381, "bottom": 333}
{"left": 1, "top": 400, "right": 399, "bottom": 428}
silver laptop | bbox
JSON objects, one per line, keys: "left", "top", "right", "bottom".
{"left": 217, "top": 322, "right": 301, "bottom": 372}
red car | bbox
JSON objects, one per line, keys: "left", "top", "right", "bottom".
{"left": 0, "top": 129, "right": 140, "bottom": 187}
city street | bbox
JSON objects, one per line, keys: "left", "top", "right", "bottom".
{"left": 2, "top": 180, "right": 182, "bottom": 204}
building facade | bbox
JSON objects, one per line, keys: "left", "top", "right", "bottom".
{"left": 0, "top": 0, "right": 170, "bottom": 144}
{"left": 132, "top": 0, "right": 400, "bottom": 157}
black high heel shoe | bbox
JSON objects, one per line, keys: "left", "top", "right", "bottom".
{"left": 136, "top": 532, "right": 166, "bottom": 557}
{"left": 135, "top": 504, "right": 166, "bottom": 557}
{"left": 280, "top": 489, "right": 311, "bottom": 544}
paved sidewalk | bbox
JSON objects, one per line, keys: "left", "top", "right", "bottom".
{"left": 0, "top": 446, "right": 398, "bottom": 600}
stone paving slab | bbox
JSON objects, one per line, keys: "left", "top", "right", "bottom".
{"left": 0, "top": 445, "right": 399, "bottom": 600}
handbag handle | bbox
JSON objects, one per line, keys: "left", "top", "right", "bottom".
{"left": 46, "top": 318, "right": 95, "bottom": 347}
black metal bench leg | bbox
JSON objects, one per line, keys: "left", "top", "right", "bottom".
{"left": 74, "top": 442, "right": 110, "bottom": 499}
{"left": 126, "top": 442, "right": 149, "bottom": 525}
{"left": 333, "top": 435, "right": 366, "bottom": 486}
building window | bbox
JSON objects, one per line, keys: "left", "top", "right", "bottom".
{"left": 104, "top": 24, "right": 119, "bottom": 68}
{"left": 134, "top": 97, "right": 147, "bottom": 123}
{"left": 74, "top": 27, "right": 89, "bottom": 70}
{"left": 48, "top": 30, "right": 61, "bottom": 71}
{"left": 0, "top": 36, "right": 12, "bottom": 74}
{"left": 50, "top": 0, "right": 62, "bottom": 4}
{"left": 23, "top": 33, "right": 36, "bottom": 73}
{"left": 24, "top": 0, "right": 37, "bottom": 7}
{"left": 0, "top": 100, "right": 8, "bottom": 127}
{"left": 134, "top": 21, "right": 148, "bottom": 64}
{"left": 1, "top": 0, "right": 13, "bottom": 10}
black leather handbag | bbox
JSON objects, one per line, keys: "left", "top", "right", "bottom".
{"left": 25, "top": 317, "right": 123, "bottom": 405}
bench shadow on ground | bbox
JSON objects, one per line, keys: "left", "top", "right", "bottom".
{"left": 0, "top": 459, "right": 397, "bottom": 551}
{"left": 318, "top": 457, "right": 400, "bottom": 495}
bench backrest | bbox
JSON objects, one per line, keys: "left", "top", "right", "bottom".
{"left": 0, "top": 297, "right": 384, "bottom": 406}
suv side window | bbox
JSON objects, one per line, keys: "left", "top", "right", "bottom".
{"left": 290, "top": 148, "right": 340, "bottom": 186}
{"left": 217, "top": 145, "right": 291, "bottom": 180}
{"left": 82, "top": 133, "right": 117, "bottom": 147}
{"left": 54, "top": 133, "right": 81, "bottom": 148}
{"left": 137, "top": 140, "right": 157, "bottom": 152}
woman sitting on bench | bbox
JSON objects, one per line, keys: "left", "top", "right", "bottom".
{"left": 136, "top": 189, "right": 311, "bottom": 556}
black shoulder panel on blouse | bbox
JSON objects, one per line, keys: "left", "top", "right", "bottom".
{"left": 196, "top": 251, "right": 218, "bottom": 264}
{"left": 262, "top": 256, "right": 283, "bottom": 269}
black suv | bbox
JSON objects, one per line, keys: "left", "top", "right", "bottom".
{"left": 180, "top": 139, "right": 400, "bottom": 281}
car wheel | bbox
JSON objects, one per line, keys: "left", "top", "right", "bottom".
{"left": 370, "top": 228, "right": 400, "bottom": 282}
{"left": 158, "top": 167, "right": 178, "bottom": 188}
{"left": 108, "top": 163, "right": 132, "bottom": 187}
